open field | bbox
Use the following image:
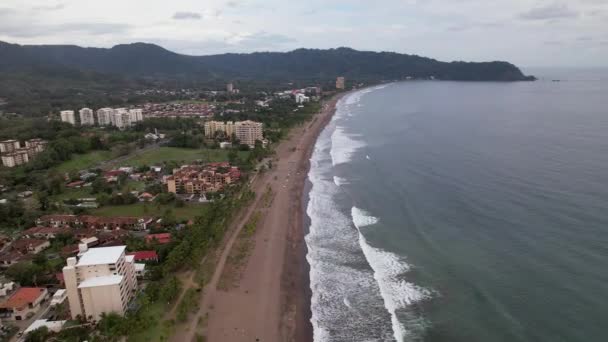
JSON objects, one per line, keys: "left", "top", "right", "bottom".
{"left": 54, "top": 150, "right": 113, "bottom": 173}
{"left": 118, "top": 147, "right": 248, "bottom": 167}
{"left": 92, "top": 203, "right": 208, "bottom": 220}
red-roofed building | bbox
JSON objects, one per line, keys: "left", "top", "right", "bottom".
{"left": 21, "top": 227, "right": 69, "bottom": 240}
{"left": 10, "top": 239, "right": 50, "bottom": 255}
{"left": 0, "top": 287, "right": 49, "bottom": 321}
{"left": 0, "top": 251, "right": 26, "bottom": 268}
{"left": 66, "top": 180, "right": 86, "bottom": 188}
{"left": 127, "top": 250, "right": 159, "bottom": 262}
{"left": 36, "top": 214, "right": 79, "bottom": 227}
{"left": 146, "top": 233, "right": 171, "bottom": 245}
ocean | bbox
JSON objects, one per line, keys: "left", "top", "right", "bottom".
{"left": 305, "top": 70, "right": 608, "bottom": 342}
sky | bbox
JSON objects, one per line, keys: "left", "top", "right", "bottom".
{"left": 0, "top": 0, "right": 607, "bottom": 68}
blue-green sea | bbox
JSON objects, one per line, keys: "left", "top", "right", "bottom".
{"left": 305, "top": 69, "right": 608, "bottom": 342}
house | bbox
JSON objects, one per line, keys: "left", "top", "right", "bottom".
{"left": 104, "top": 170, "right": 125, "bottom": 182}
{"left": 146, "top": 233, "right": 171, "bottom": 245}
{"left": 21, "top": 227, "right": 69, "bottom": 240}
{"left": 11, "top": 239, "right": 50, "bottom": 255}
{"left": 0, "top": 287, "right": 49, "bottom": 321}
{"left": 138, "top": 192, "right": 155, "bottom": 202}
{"left": 127, "top": 250, "right": 158, "bottom": 263}
{"left": 50, "top": 289, "right": 67, "bottom": 306}
{"left": 24, "top": 319, "right": 66, "bottom": 335}
{"left": 36, "top": 214, "right": 79, "bottom": 228}
{"left": 66, "top": 181, "right": 85, "bottom": 188}
{"left": 0, "top": 251, "right": 24, "bottom": 268}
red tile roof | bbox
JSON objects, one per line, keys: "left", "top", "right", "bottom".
{"left": 127, "top": 250, "right": 159, "bottom": 261}
{"left": 146, "top": 233, "right": 171, "bottom": 245}
{"left": 0, "top": 287, "right": 46, "bottom": 310}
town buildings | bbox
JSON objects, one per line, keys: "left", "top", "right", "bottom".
{"left": 36, "top": 214, "right": 152, "bottom": 231}
{"left": 166, "top": 163, "right": 241, "bottom": 195}
{"left": 60, "top": 110, "right": 76, "bottom": 125}
{"left": 79, "top": 108, "right": 95, "bottom": 126}
{"left": 62, "top": 245, "right": 138, "bottom": 321}
{"left": 0, "top": 287, "right": 49, "bottom": 321}
{"left": 0, "top": 139, "right": 47, "bottom": 167}
{"left": 336, "top": 76, "right": 346, "bottom": 90}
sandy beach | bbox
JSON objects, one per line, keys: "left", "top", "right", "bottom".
{"left": 171, "top": 93, "right": 345, "bottom": 342}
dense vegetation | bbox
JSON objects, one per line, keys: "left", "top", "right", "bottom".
{"left": 0, "top": 41, "right": 534, "bottom": 116}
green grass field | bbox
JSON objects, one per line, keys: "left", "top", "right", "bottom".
{"left": 51, "top": 187, "right": 93, "bottom": 201}
{"left": 92, "top": 202, "right": 208, "bottom": 220}
{"left": 54, "top": 150, "right": 113, "bottom": 173}
{"left": 119, "top": 147, "right": 248, "bottom": 167}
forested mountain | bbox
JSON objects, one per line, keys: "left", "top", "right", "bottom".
{"left": 0, "top": 41, "right": 533, "bottom": 82}
{"left": 0, "top": 41, "right": 534, "bottom": 116}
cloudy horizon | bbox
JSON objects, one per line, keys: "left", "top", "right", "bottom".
{"left": 0, "top": 0, "right": 607, "bottom": 68}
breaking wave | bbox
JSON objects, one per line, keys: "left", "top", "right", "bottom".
{"left": 352, "top": 207, "right": 431, "bottom": 342}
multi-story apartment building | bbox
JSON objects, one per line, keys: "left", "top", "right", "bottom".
{"left": 96, "top": 108, "right": 114, "bottom": 126}
{"left": 166, "top": 163, "right": 241, "bottom": 195}
{"left": 235, "top": 120, "right": 264, "bottom": 147}
{"left": 1, "top": 150, "right": 29, "bottom": 168}
{"left": 62, "top": 245, "right": 137, "bottom": 321}
{"left": 0, "top": 139, "right": 47, "bottom": 167}
{"left": 79, "top": 108, "right": 95, "bottom": 126}
{"left": 24, "top": 139, "right": 47, "bottom": 154}
{"left": 0, "top": 140, "right": 20, "bottom": 153}
{"left": 128, "top": 109, "right": 143, "bottom": 124}
{"left": 60, "top": 110, "right": 76, "bottom": 125}
{"left": 204, "top": 120, "right": 263, "bottom": 146}
{"left": 336, "top": 76, "right": 346, "bottom": 90}
{"left": 204, "top": 121, "right": 226, "bottom": 137}
{"left": 113, "top": 109, "right": 131, "bottom": 130}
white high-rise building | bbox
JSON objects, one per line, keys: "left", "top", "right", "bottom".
{"left": 79, "top": 108, "right": 95, "bottom": 126}
{"left": 62, "top": 245, "right": 138, "bottom": 321}
{"left": 128, "top": 109, "right": 143, "bottom": 124}
{"left": 60, "top": 111, "right": 76, "bottom": 125}
{"left": 113, "top": 108, "right": 131, "bottom": 129}
{"left": 235, "top": 120, "right": 264, "bottom": 147}
{"left": 96, "top": 108, "right": 114, "bottom": 126}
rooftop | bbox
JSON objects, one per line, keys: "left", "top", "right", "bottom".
{"left": 0, "top": 287, "right": 46, "bottom": 309}
{"left": 76, "top": 246, "right": 126, "bottom": 266}
{"left": 24, "top": 319, "right": 66, "bottom": 334}
{"left": 78, "top": 275, "right": 123, "bottom": 288}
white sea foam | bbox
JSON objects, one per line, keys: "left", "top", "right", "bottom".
{"left": 330, "top": 126, "right": 365, "bottom": 166}
{"left": 333, "top": 176, "right": 349, "bottom": 187}
{"left": 352, "top": 207, "right": 431, "bottom": 342}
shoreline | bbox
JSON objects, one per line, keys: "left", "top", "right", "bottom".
{"left": 172, "top": 92, "right": 348, "bottom": 342}
{"left": 282, "top": 92, "right": 347, "bottom": 342}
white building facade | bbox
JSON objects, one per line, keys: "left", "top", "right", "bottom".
{"left": 96, "top": 108, "right": 114, "bottom": 126}
{"left": 62, "top": 245, "right": 137, "bottom": 321}
{"left": 79, "top": 108, "right": 95, "bottom": 126}
{"left": 60, "top": 110, "right": 76, "bottom": 125}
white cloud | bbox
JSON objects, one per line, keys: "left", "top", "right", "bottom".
{"left": 0, "top": 0, "right": 605, "bottom": 67}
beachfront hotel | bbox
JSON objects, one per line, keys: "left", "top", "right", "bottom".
{"left": 204, "top": 120, "right": 264, "bottom": 147}
{"left": 62, "top": 245, "right": 138, "bottom": 321}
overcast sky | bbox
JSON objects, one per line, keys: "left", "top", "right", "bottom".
{"left": 0, "top": 0, "right": 607, "bottom": 67}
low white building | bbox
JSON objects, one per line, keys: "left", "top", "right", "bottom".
{"left": 24, "top": 319, "right": 66, "bottom": 335}
{"left": 62, "top": 245, "right": 137, "bottom": 321}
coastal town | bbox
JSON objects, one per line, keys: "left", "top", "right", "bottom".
{"left": 0, "top": 77, "right": 347, "bottom": 341}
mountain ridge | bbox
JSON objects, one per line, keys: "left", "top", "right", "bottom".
{"left": 0, "top": 40, "right": 535, "bottom": 82}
